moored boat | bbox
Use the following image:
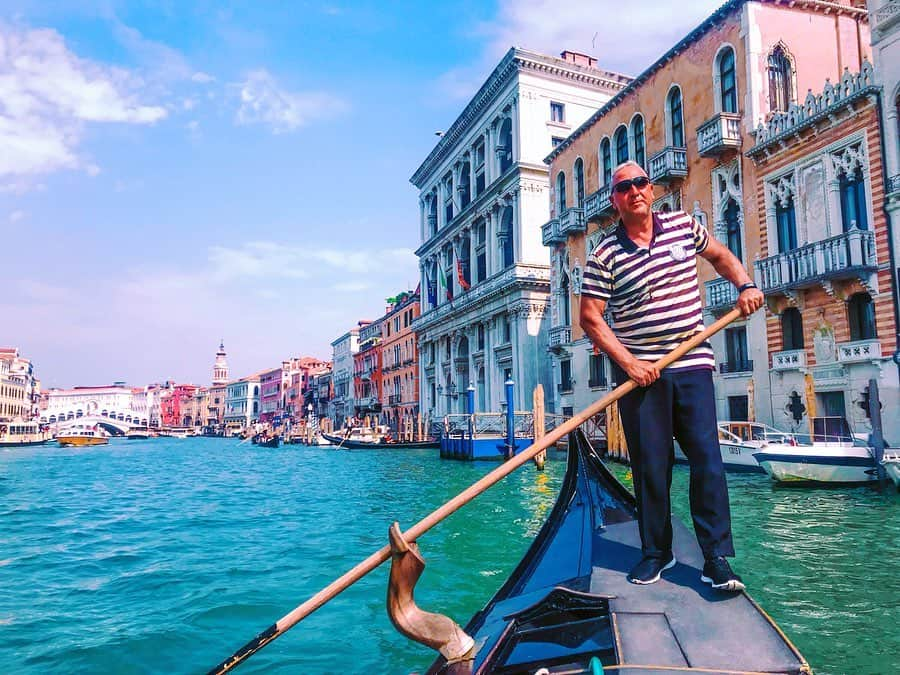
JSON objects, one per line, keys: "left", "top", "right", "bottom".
{"left": 0, "top": 420, "right": 52, "bottom": 447}
{"left": 882, "top": 452, "right": 900, "bottom": 488}
{"left": 423, "top": 430, "right": 809, "bottom": 674}
{"left": 753, "top": 416, "right": 877, "bottom": 485}
{"left": 56, "top": 425, "right": 109, "bottom": 447}
{"left": 674, "top": 421, "right": 796, "bottom": 472}
{"left": 320, "top": 432, "right": 438, "bottom": 449}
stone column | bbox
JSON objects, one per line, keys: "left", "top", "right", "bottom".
{"left": 510, "top": 97, "right": 520, "bottom": 165}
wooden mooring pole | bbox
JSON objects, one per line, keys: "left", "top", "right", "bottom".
{"left": 533, "top": 385, "right": 546, "bottom": 471}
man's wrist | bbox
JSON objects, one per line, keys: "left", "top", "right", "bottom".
{"left": 737, "top": 282, "right": 758, "bottom": 293}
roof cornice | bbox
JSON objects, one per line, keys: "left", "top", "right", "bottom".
{"left": 411, "top": 48, "right": 630, "bottom": 187}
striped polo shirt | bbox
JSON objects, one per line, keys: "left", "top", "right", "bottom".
{"left": 582, "top": 210, "right": 715, "bottom": 371}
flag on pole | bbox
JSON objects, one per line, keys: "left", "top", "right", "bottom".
{"left": 426, "top": 274, "right": 437, "bottom": 306}
{"left": 457, "top": 258, "right": 470, "bottom": 291}
{"left": 438, "top": 265, "right": 452, "bottom": 300}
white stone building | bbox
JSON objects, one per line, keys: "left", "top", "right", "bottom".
{"left": 224, "top": 376, "right": 261, "bottom": 429}
{"left": 330, "top": 324, "right": 363, "bottom": 428}
{"left": 411, "top": 48, "right": 629, "bottom": 416}
{"left": 42, "top": 384, "right": 161, "bottom": 426}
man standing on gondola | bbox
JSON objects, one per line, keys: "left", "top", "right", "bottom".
{"left": 579, "top": 161, "right": 764, "bottom": 591}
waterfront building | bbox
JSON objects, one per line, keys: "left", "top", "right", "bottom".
{"left": 224, "top": 374, "right": 261, "bottom": 431}
{"left": 282, "top": 357, "right": 331, "bottom": 420}
{"left": 184, "top": 387, "right": 209, "bottom": 430}
{"left": 312, "top": 369, "right": 333, "bottom": 424}
{"left": 42, "top": 384, "right": 161, "bottom": 426}
{"left": 207, "top": 341, "right": 229, "bottom": 430}
{"left": 331, "top": 323, "right": 367, "bottom": 427}
{"left": 411, "top": 48, "right": 630, "bottom": 417}
{"left": 0, "top": 347, "right": 39, "bottom": 420}
{"left": 869, "top": 1, "right": 900, "bottom": 299}
{"left": 258, "top": 366, "right": 283, "bottom": 423}
{"left": 160, "top": 384, "right": 200, "bottom": 427}
{"left": 354, "top": 319, "right": 383, "bottom": 419}
{"left": 380, "top": 291, "right": 421, "bottom": 429}
{"left": 545, "top": 0, "right": 879, "bottom": 433}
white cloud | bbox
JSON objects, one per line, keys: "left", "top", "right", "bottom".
{"left": 234, "top": 69, "right": 348, "bottom": 133}
{"left": 334, "top": 281, "right": 372, "bottom": 293}
{"left": 8, "top": 209, "right": 25, "bottom": 223}
{"left": 192, "top": 71, "right": 215, "bottom": 84}
{"left": 0, "top": 23, "right": 168, "bottom": 179}
{"left": 434, "top": 0, "right": 725, "bottom": 101}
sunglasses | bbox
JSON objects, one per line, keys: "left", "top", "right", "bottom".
{"left": 612, "top": 176, "right": 652, "bottom": 194}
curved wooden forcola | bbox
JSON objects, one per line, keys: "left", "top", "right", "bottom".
{"left": 207, "top": 308, "right": 743, "bottom": 674}
{"left": 387, "top": 523, "right": 475, "bottom": 662}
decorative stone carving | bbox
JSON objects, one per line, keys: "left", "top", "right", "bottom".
{"left": 813, "top": 312, "right": 837, "bottom": 364}
{"left": 571, "top": 259, "right": 583, "bottom": 296}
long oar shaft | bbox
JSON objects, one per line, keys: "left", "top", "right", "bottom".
{"left": 210, "top": 308, "right": 742, "bottom": 674}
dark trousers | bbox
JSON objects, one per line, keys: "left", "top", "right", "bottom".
{"left": 615, "top": 367, "right": 735, "bottom": 560}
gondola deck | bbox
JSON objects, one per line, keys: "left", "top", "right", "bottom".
{"left": 428, "top": 431, "right": 809, "bottom": 674}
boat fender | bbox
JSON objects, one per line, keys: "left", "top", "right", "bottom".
{"left": 589, "top": 656, "right": 604, "bottom": 674}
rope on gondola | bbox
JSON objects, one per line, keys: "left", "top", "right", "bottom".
{"left": 208, "top": 307, "right": 744, "bottom": 674}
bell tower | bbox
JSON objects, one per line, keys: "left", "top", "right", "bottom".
{"left": 212, "top": 340, "right": 229, "bottom": 386}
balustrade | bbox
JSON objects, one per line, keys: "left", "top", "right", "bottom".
{"left": 696, "top": 112, "right": 742, "bottom": 156}
{"left": 771, "top": 349, "right": 806, "bottom": 371}
{"left": 837, "top": 339, "right": 881, "bottom": 364}
{"left": 704, "top": 278, "right": 738, "bottom": 313}
{"left": 648, "top": 146, "right": 688, "bottom": 184}
{"left": 558, "top": 207, "right": 586, "bottom": 236}
{"left": 584, "top": 185, "right": 613, "bottom": 221}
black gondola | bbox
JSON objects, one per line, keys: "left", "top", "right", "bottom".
{"left": 254, "top": 434, "right": 280, "bottom": 448}
{"left": 425, "top": 430, "right": 810, "bottom": 674}
{"left": 321, "top": 432, "right": 439, "bottom": 450}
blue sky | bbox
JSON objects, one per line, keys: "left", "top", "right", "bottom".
{"left": 0, "top": 0, "right": 723, "bottom": 388}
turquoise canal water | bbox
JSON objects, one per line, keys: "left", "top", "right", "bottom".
{"left": 1, "top": 437, "right": 897, "bottom": 674}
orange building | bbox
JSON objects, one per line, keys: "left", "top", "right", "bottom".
{"left": 159, "top": 384, "right": 199, "bottom": 427}
{"left": 380, "top": 291, "right": 421, "bottom": 429}
{"left": 544, "top": 0, "right": 892, "bottom": 437}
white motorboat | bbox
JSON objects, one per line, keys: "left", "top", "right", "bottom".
{"left": 882, "top": 452, "right": 900, "bottom": 488}
{"left": 753, "top": 417, "right": 877, "bottom": 485}
{"left": 675, "top": 421, "right": 796, "bottom": 472}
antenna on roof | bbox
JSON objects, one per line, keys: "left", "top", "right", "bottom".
{"left": 592, "top": 32, "right": 598, "bottom": 51}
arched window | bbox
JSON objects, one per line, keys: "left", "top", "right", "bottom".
{"left": 560, "top": 274, "right": 571, "bottom": 325}
{"left": 768, "top": 45, "right": 792, "bottom": 112}
{"left": 781, "top": 308, "right": 804, "bottom": 350}
{"left": 775, "top": 197, "right": 797, "bottom": 253}
{"left": 719, "top": 47, "right": 737, "bottom": 113}
{"left": 723, "top": 198, "right": 742, "bottom": 261}
{"left": 668, "top": 87, "right": 684, "bottom": 147}
{"left": 600, "top": 139, "right": 612, "bottom": 185}
{"left": 848, "top": 293, "right": 876, "bottom": 341}
{"left": 501, "top": 206, "right": 514, "bottom": 268}
{"left": 839, "top": 168, "right": 868, "bottom": 231}
{"left": 498, "top": 118, "right": 513, "bottom": 173}
{"left": 614, "top": 126, "right": 629, "bottom": 164}
{"left": 556, "top": 171, "right": 567, "bottom": 213}
{"left": 574, "top": 158, "right": 585, "bottom": 207}
{"left": 631, "top": 116, "right": 645, "bottom": 169}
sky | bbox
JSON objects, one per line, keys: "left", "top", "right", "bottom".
{"left": 0, "top": 0, "right": 724, "bottom": 388}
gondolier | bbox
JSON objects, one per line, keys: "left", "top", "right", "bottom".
{"left": 580, "top": 160, "right": 764, "bottom": 591}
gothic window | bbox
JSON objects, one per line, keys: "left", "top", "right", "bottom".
{"left": 781, "top": 308, "right": 804, "bottom": 350}
{"left": 668, "top": 87, "right": 684, "bottom": 147}
{"left": 775, "top": 197, "right": 798, "bottom": 253}
{"left": 556, "top": 171, "right": 567, "bottom": 213}
{"left": 719, "top": 47, "right": 737, "bottom": 113}
{"left": 848, "top": 293, "right": 876, "bottom": 341}
{"left": 767, "top": 45, "right": 792, "bottom": 112}
{"left": 723, "top": 198, "right": 742, "bottom": 261}
{"left": 839, "top": 168, "right": 868, "bottom": 231}
{"left": 631, "top": 115, "right": 645, "bottom": 169}
{"left": 560, "top": 274, "right": 571, "bottom": 325}
{"left": 614, "top": 126, "right": 629, "bottom": 164}
{"left": 600, "top": 138, "right": 612, "bottom": 185}
{"left": 574, "top": 158, "right": 585, "bottom": 207}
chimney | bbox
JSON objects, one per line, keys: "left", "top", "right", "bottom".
{"left": 560, "top": 50, "right": 597, "bottom": 69}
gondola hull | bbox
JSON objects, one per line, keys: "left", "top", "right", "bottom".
{"left": 427, "top": 430, "right": 809, "bottom": 675}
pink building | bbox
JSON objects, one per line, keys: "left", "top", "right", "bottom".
{"left": 283, "top": 357, "right": 331, "bottom": 420}
{"left": 258, "top": 367, "right": 283, "bottom": 423}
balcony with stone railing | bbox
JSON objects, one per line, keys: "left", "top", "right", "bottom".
{"left": 872, "top": 0, "right": 899, "bottom": 33}
{"left": 549, "top": 325, "right": 571, "bottom": 348}
{"left": 388, "top": 394, "right": 402, "bottom": 405}
{"left": 696, "top": 112, "right": 742, "bottom": 157}
{"left": 541, "top": 217, "right": 564, "bottom": 247}
{"left": 771, "top": 349, "right": 807, "bottom": 371}
{"left": 754, "top": 228, "right": 877, "bottom": 295}
{"left": 837, "top": 339, "right": 882, "bottom": 364}
{"left": 648, "top": 146, "right": 688, "bottom": 184}
{"left": 558, "top": 207, "right": 586, "bottom": 237}
{"left": 357, "top": 395, "right": 381, "bottom": 410}
{"left": 704, "top": 278, "right": 739, "bottom": 315}
{"left": 887, "top": 174, "right": 900, "bottom": 199}
{"left": 584, "top": 184, "right": 614, "bottom": 222}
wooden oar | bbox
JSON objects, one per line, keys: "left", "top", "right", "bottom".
{"left": 208, "top": 307, "right": 743, "bottom": 674}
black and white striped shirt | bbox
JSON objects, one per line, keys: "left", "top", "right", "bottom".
{"left": 582, "top": 210, "right": 715, "bottom": 371}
